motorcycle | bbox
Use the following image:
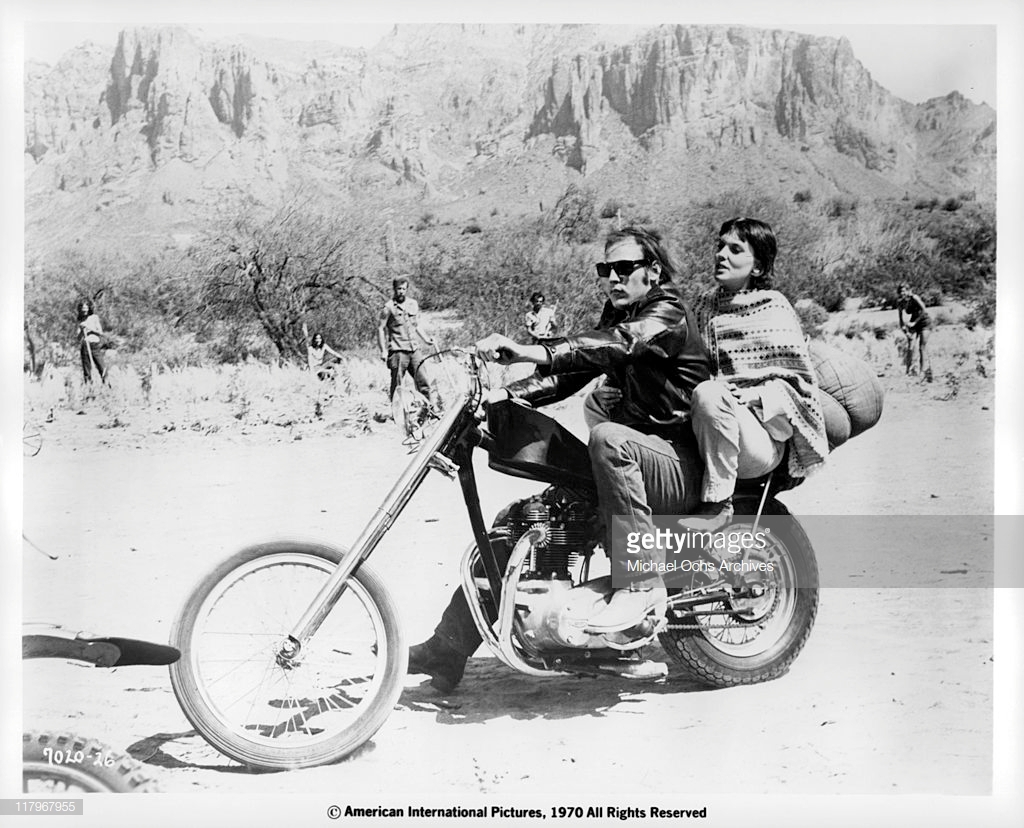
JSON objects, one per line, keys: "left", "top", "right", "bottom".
{"left": 22, "top": 624, "right": 180, "bottom": 793}
{"left": 169, "top": 349, "right": 818, "bottom": 770}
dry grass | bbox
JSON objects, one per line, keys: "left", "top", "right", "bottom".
{"left": 24, "top": 358, "right": 395, "bottom": 440}
{"left": 818, "top": 322, "right": 994, "bottom": 401}
{"left": 24, "top": 321, "right": 993, "bottom": 443}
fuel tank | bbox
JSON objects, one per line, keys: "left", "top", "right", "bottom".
{"left": 484, "top": 399, "right": 594, "bottom": 490}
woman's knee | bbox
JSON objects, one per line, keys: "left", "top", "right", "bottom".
{"left": 691, "top": 380, "right": 731, "bottom": 418}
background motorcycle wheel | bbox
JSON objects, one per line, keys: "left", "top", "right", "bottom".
{"left": 170, "top": 542, "right": 406, "bottom": 770}
{"left": 659, "top": 498, "right": 818, "bottom": 687}
{"left": 23, "top": 731, "right": 159, "bottom": 793}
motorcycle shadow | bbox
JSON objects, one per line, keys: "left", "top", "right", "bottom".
{"left": 126, "top": 731, "right": 273, "bottom": 774}
{"left": 398, "top": 652, "right": 712, "bottom": 725}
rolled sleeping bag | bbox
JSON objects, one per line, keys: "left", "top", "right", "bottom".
{"left": 808, "top": 339, "right": 884, "bottom": 451}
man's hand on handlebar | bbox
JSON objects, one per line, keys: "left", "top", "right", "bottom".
{"left": 475, "top": 333, "right": 551, "bottom": 366}
{"left": 475, "top": 333, "right": 526, "bottom": 364}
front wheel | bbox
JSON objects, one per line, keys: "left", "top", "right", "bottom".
{"left": 659, "top": 499, "right": 818, "bottom": 687}
{"left": 169, "top": 542, "right": 405, "bottom": 770}
{"left": 23, "top": 732, "right": 159, "bottom": 793}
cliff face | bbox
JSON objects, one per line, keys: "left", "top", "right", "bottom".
{"left": 23, "top": 23, "right": 995, "bottom": 250}
{"left": 529, "top": 26, "right": 941, "bottom": 176}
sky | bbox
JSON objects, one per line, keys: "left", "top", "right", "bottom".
{"left": 15, "top": 14, "right": 999, "bottom": 107}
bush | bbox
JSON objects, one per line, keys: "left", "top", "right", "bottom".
{"left": 793, "top": 189, "right": 813, "bottom": 204}
{"left": 969, "top": 279, "right": 996, "bottom": 327}
{"left": 551, "top": 184, "right": 599, "bottom": 243}
{"left": 461, "top": 222, "right": 482, "bottom": 235}
{"left": 825, "top": 195, "right": 858, "bottom": 218}
{"left": 794, "top": 299, "right": 828, "bottom": 337}
{"left": 941, "top": 197, "right": 962, "bottom": 212}
{"left": 599, "top": 199, "right": 623, "bottom": 219}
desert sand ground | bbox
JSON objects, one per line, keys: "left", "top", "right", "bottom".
{"left": 16, "top": 374, "right": 1010, "bottom": 825}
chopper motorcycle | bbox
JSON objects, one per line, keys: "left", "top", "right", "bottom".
{"left": 169, "top": 349, "right": 819, "bottom": 771}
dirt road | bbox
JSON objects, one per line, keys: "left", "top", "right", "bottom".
{"left": 18, "top": 383, "right": 1007, "bottom": 824}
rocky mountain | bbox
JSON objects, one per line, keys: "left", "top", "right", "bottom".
{"left": 23, "top": 23, "right": 996, "bottom": 257}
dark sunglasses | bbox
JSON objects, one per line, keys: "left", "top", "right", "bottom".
{"left": 595, "top": 259, "right": 649, "bottom": 279}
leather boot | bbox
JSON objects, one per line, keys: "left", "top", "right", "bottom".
{"left": 679, "top": 497, "right": 735, "bottom": 533}
{"left": 408, "top": 635, "right": 468, "bottom": 693}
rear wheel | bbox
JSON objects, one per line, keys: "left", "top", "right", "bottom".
{"left": 170, "top": 542, "right": 405, "bottom": 770}
{"left": 23, "top": 732, "right": 159, "bottom": 793}
{"left": 659, "top": 498, "right": 818, "bottom": 687}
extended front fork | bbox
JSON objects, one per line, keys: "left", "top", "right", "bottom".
{"left": 277, "top": 397, "right": 490, "bottom": 661}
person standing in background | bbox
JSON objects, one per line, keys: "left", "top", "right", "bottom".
{"left": 524, "top": 291, "right": 557, "bottom": 342}
{"left": 378, "top": 276, "right": 441, "bottom": 416}
{"left": 896, "top": 283, "right": 933, "bottom": 381}
{"left": 76, "top": 298, "right": 108, "bottom": 384}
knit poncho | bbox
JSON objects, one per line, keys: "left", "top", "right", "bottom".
{"left": 692, "top": 287, "right": 828, "bottom": 479}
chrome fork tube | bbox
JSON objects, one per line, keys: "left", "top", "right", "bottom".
{"left": 286, "top": 394, "right": 468, "bottom": 646}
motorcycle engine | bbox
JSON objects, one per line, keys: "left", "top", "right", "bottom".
{"left": 495, "top": 489, "right": 658, "bottom": 653}
{"left": 503, "top": 487, "right": 597, "bottom": 579}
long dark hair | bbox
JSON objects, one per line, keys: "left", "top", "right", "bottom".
{"left": 719, "top": 217, "right": 777, "bottom": 289}
{"left": 76, "top": 298, "right": 94, "bottom": 322}
{"left": 604, "top": 225, "right": 679, "bottom": 284}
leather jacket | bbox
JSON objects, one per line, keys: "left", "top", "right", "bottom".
{"left": 505, "top": 285, "right": 711, "bottom": 435}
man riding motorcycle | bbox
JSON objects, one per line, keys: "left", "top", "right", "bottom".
{"left": 409, "top": 226, "right": 713, "bottom": 692}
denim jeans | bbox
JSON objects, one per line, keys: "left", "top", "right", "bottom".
{"left": 690, "top": 380, "right": 785, "bottom": 503}
{"left": 387, "top": 350, "right": 441, "bottom": 410}
{"left": 588, "top": 421, "right": 703, "bottom": 585}
{"left": 434, "top": 585, "right": 485, "bottom": 657}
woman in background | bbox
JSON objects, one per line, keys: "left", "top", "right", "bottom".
{"left": 304, "top": 324, "right": 344, "bottom": 380}
{"left": 77, "top": 298, "right": 108, "bottom": 384}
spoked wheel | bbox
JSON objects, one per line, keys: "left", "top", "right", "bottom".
{"left": 23, "top": 732, "right": 159, "bottom": 793}
{"left": 660, "top": 499, "right": 818, "bottom": 687}
{"left": 169, "top": 542, "right": 405, "bottom": 770}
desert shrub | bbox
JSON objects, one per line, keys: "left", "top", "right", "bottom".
{"left": 836, "top": 318, "right": 875, "bottom": 339}
{"left": 794, "top": 299, "right": 828, "bottom": 337}
{"left": 968, "top": 279, "right": 996, "bottom": 327}
{"left": 190, "top": 192, "right": 390, "bottom": 361}
{"left": 914, "top": 197, "right": 939, "bottom": 210}
{"left": 409, "top": 216, "right": 599, "bottom": 342}
{"left": 461, "top": 222, "right": 482, "bottom": 235}
{"left": 825, "top": 195, "right": 858, "bottom": 218}
{"left": 24, "top": 243, "right": 202, "bottom": 367}
{"left": 941, "top": 197, "right": 962, "bottom": 212}
{"left": 414, "top": 212, "right": 436, "bottom": 231}
{"left": 551, "top": 184, "right": 599, "bottom": 244}
{"left": 666, "top": 189, "right": 827, "bottom": 304}
{"left": 793, "top": 189, "right": 813, "bottom": 203}
{"left": 599, "top": 198, "right": 623, "bottom": 219}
